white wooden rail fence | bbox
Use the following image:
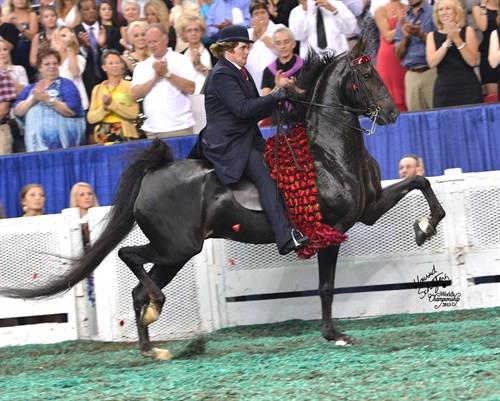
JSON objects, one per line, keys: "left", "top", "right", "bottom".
{"left": 1, "top": 170, "right": 499, "bottom": 347}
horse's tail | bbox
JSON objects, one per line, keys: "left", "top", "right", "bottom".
{"left": 1, "top": 139, "right": 175, "bottom": 299}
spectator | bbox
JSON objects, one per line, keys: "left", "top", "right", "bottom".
{"left": 20, "top": 183, "right": 45, "bottom": 217}
{"left": 144, "top": 0, "right": 177, "bottom": 50}
{"left": 87, "top": 49, "right": 139, "bottom": 143}
{"left": 289, "top": 0, "right": 359, "bottom": 58}
{"left": 56, "top": 0, "right": 81, "bottom": 28}
{"left": 131, "top": 23, "right": 196, "bottom": 138}
{"left": 206, "top": 0, "right": 252, "bottom": 43}
{"left": 0, "top": 68, "right": 16, "bottom": 155}
{"left": 99, "top": 0, "right": 124, "bottom": 52}
{"left": 52, "top": 26, "right": 89, "bottom": 110}
{"left": 30, "top": 6, "right": 58, "bottom": 67}
{"left": 246, "top": 0, "right": 282, "bottom": 92}
{"left": 178, "top": 14, "right": 215, "bottom": 94}
{"left": 0, "top": 37, "right": 28, "bottom": 95}
{"left": 394, "top": 0, "right": 436, "bottom": 111}
{"left": 399, "top": 154, "right": 424, "bottom": 178}
{"left": 426, "top": 0, "right": 483, "bottom": 107}
{"left": 74, "top": 0, "right": 106, "bottom": 101}
{"left": 2, "top": 0, "right": 38, "bottom": 82}
{"left": 374, "top": 0, "right": 408, "bottom": 111}
{"left": 69, "top": 181, "right": 99, "bottom": 246}
{"left": 0, "top": 7, "right": 20, "bottom": 59}
{"left": 170, "top": 0, "right": 201, "bottom": 51}
{"left": 122, "top": 19, "right": 149, "bottom": 77}
{"left": 119, "top": 0, "right": 141, "bottom": 50}
{"left": 261, "top": 26, "right": 303, "bottom": 96}
{"left": 14, "top": 48, "right": 85, "bottom": 152}
{"left": 488, "top": 15, "right": 500, "bottom": 73}
{"left": 472, "top": 0, "right": 499, "bottom": 101}
{"left": 268, "top": 0, "right": 299, "bottom": 26}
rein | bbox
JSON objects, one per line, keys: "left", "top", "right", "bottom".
{"left": 289, "top": 54, "right": 380, "bottom": 136}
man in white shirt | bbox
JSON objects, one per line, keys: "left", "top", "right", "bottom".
{"left": 132, "top": 23, "right": 196, "bottom": 138}
{"left": 289, "top": 0, "right": 359, "bottom": 58}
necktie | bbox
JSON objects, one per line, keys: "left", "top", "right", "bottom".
{"left": 316, "top": 8, "right": 327, "bottom": 49}
{"left": 88, "top": 26, "right": 101, "bottom": 78}
{"left": 240, "top": 66, "right": 249, "bottom": 80}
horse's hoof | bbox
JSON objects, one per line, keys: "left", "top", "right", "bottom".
{"left": 322, "top": 329, "right": 357, "bottom": 346}
{"left": 413, "top": 217, "right": 436, "bottom": 246}
{"left": 142, "top": 347, "right": 173, "bottom": 361}
{"left": 141, "top": 303, "right": 160, "bottom": 326}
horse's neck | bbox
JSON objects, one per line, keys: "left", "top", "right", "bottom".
{"left": 307, "top": 85, "right": 364, "bottom": 172}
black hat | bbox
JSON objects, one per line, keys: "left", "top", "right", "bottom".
{"left": 217, "top": 25, "right": 253, "bottom": 43}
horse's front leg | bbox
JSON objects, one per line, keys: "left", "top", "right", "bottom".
{"left": 360, "top": 176, "right": 446, "bottom": 245}
{"left": 318, "top": 246, "right": 356, "bottom": 346}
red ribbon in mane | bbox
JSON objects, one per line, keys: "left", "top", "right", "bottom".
{"left": 264, "top": 125, "right": 347, "bottom": 258}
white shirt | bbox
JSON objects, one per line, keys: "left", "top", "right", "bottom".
{"left": 132, "top": 50, "right": 196, "bottom": 133}
{"left": 246, "top": 21, "right": 282, "bottom": 93}
{"left": 80, "top": 21, "right": 101, "bottom": 58}
{"left": 59, "top": 55, "right": 89, "bottom": 110}
{"left": 289, "top": 0, "right": 359, "bottom": 59}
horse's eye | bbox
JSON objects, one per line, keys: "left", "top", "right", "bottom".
{"left": 363, "top": 72, "right": 371, "bottom": 79}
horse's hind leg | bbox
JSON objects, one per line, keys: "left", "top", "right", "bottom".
{"left": 132, "top": 261, "right": 187, "bottom": 360}
{"left": 318, "top": 246, "right": 356, "bottom": 346}
{"left": 360, "top": 176, "right": 446, "bottom": 246}
{"left": 118, "top": 245, "right": 166, "bottom": 326}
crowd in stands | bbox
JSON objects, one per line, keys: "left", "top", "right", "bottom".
{"left": 0, "top": 0, "right": 496, "bottom": 156}
{"left": 0, "top": 0, "right": 496, "bottom": 215}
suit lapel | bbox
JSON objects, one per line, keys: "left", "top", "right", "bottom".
{"left": 221, "top": 58, "right": 259, "bottom": 99}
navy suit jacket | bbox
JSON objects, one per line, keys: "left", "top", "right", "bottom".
{"left": 201, "top": 58, "right": 276, "bottom": 185}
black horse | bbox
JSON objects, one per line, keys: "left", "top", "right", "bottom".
{"left": 1, "top": 40, "right": 445, "bottom": 359}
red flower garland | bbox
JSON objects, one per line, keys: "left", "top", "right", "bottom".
{"left": 264, "top": 125, "right": 347, "bottom": 258}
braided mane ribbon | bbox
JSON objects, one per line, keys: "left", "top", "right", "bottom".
{"left": 264, "top": 125, "right": 347, "bottom": 258}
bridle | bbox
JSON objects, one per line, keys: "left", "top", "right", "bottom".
{"left": 289, "top": 54, "right": 383, "bottom": 136}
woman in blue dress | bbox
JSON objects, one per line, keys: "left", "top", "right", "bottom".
{"left": 14, "top": 47, "right": 85, "bottom": 152}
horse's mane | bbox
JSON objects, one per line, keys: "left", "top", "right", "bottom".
{"left": 294, "top": 50, "right": 337, "bottom": 101}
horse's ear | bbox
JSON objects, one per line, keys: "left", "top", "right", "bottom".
{"left": 351, "top": 36, "right": 367, "bottom": 58}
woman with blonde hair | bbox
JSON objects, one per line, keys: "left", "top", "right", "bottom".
{"left": 178, "top": 13, "right": 214, "bottom": 94}
{"left": 426, "top": 0, "right": 482, "bottom": 107}
{"left": 87, "top": 49, "right": 139, "bottom": 143}
{"left": 20, "top": 183, "right": 45, "bottom": 217}
{"left": 51, "top": 26, "right": 89, "bottom": 110}
{"left": 122, "top": 19, "right": 148, "bottom": 76}
{"left": 119, "top": 0, "right": 140, "bottom": 50}
{"left": 69, "top": 182, "right": 99, "bottom": 246}
{"left": 144, "top": 0, "right": 177, "bottom": 49}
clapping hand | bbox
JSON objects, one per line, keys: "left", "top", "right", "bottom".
{"left": 442, "top": 20, "right": 460, "bottom": 42}
{"left": 78, "top": 31, "right": 91, "bottom": 48}
{"left": 153, "top": 58, "right": 168, "bottom": 78}
{"left": 32, "top": 81, "right": 50, "bottom": 104}
{"left": 102, "top": 94, "right": 112, "bottom": 109}
{"left": 215, "top": 19, "right": 232, "bottom": 30}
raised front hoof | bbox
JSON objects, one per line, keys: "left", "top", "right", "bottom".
{"left": 141, "top": 303, "right": 161, "bottom": 326}
{"left": 142, "top": 347, "right": 173, "bottom": 361}
{"left": 413, "top": 217, "right": 436, "bottom": 246}
{"left": 322, "top": 329, "right": 357, "bottom": 346}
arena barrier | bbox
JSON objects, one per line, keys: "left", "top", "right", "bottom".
{"left": 1, "top": 170, "right": 499, "bottom": 346}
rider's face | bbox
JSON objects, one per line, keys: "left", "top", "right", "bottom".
{"left": 226, "top": 42, "right": 251, "bottom": 67}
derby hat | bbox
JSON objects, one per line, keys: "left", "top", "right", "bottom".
{"left": 217, "top": 25, "right": 254, "bottom": 43}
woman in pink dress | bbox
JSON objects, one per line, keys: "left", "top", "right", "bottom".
{"left": 374, "top": 0, "right": 408, "bottom": 111}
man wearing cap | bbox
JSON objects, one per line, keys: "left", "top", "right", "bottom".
{"left": 201, "top": 25, "right": 308, "bottom": 255}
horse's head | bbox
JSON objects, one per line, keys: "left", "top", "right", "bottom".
{"left": 342, "top": 37, "right": 399, "bottom": 124}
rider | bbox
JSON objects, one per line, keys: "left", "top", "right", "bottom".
{"left": 201, "top": 25, "right": 309, "bottom": 255}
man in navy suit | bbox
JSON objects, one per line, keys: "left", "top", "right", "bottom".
{"left": 202, "top": 25, "right": 308, "bottom": 255}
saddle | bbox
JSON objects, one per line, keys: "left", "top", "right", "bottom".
{"left": 229, "top": 179, "right": 263, "bottom": 212}
{"left": 188, "top": 133, "right": 264, "bottom": 212}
